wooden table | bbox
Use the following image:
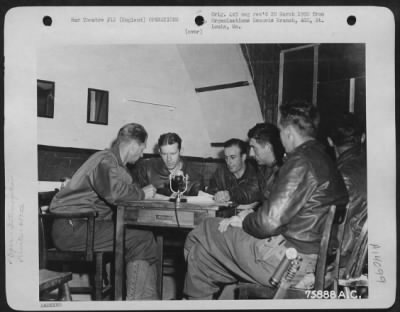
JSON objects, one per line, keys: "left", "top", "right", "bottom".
{"left": 114, "top": 200, "right": 234, "bottom": 300}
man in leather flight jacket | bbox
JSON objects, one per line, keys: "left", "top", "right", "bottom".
{"left": 183, "top": 101, "right": 348, "bottom": 300}
{"left": 327, "top": 112, "right": 367, "bottom": 267}
{"left": 207, "top": 138, "right": 262, "bottom": 204}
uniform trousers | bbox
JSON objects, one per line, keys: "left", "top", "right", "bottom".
{"left": 52, "top": 218, "right": 158, "bottom": 264}
{"left": 184, "top": 218, "right": 318, "bottom": 299}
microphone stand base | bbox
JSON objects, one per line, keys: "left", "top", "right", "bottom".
{"left": 169, "top": 197, "right": 187, "bottom": 203}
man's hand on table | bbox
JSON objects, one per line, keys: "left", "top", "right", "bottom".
{"left": 142, "top": 184, "right": 156, "bottom": 199}
{"left": 214, "top": 190, "right": 231, "bottom": 203}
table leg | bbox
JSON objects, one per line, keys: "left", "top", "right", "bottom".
{"left": 59, "top": 283, "right": 72, "bottom": 301}
{"left": 155, "top": 234, "right": 164, "bottom": 300}
{"left": 114, "top": 205, "right": 125, "bottom": 300}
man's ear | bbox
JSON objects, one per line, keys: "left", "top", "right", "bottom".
{"left": 327, "top": 137, "right": 334, "bottom": 147}
{"left": 242, "top": 153, "right": 247, "bottom": 162}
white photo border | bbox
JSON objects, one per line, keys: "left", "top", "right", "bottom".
{"left": 4, "top": 5, "right": 396, "bottom": 310}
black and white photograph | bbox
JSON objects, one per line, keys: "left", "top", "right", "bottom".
{"left": 4, "top": 6, "right": 396, "bottom": 310}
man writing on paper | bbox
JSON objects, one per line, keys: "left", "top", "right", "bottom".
{"left": 50, "top": 123, "right": 159, "bottom": 300}
{"left": 183, "top": 101, "right": 348, "bottom": 299}
{"left": 207, "top": 138, "right": 262, "bottom": 205}
{"left": 131, "top": 132, "right": 204, "bottom": 197}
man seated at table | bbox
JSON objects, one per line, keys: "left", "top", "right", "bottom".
{"left": 327, "top": 112, "right": 367, "bottom": 267}
{"left": 131, "top": 132, "right": 204, "bottom": 197}
{"left": 207, "top": 138, "right": 262, "bottom": 205}
{"left": 247, "top": 123, "right": 286, "bottom": 202}
{"left": 49, "top": 123, "right": 160, "bottom": 300}
{"left": 183, "top": 101, "right": 349, "bottom": 299}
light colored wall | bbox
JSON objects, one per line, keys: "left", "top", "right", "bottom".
{"left": 37, "top": 44, "right": 262, "bottom": 157}
{"left": 178, "top": 45, "right": 263, "bottom": 144}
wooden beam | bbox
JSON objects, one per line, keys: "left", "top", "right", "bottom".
{"left": 195, "top": 81, "right": 249, "bottom": 93}
{"left": 312, "top": 45, "right": 319, "bottom": 106}
{"left": 349, "top": 78, "right": 355, "bottom": 113}
{"left": 210, "top": 142, "right": 225, "bottom": 147}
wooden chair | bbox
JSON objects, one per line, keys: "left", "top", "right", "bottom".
{"left": 39, "top": 196, "right": 73, "bottom": 301}
{"left": 336, "top": 221, "right": 368, "bottom": 297}
{"left": 39, "top": 269, "right": 73, "bottom": 301}
{"left": 235, "top": 205, "right": 344, "bottom": 299}
{"left": 39, "top": 190, "right": 113, "bottom": 300}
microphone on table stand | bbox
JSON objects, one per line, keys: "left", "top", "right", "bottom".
{"left": 169, "top": 170, "right": 189, "bottom": 203}
{"left": 169, "top": 170, "right": 189, "bottom": 227}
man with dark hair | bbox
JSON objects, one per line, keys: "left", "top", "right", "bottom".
{"left": 132, "top": 132, "right": 204, "bottom": 196}
{"left": 247, "top": 122, "right": 285, "bottom": 200}
{"left": 50, "top": 123, "right": 159, "bottom": 300}
{"left": 327, "top": 112, "right": 367, "bottom": 266}
{"left": 207, "top": 138, "right": 261, "bottom": 204}
{"left": 183, "top": 102, "right": 348, "bottom": 300}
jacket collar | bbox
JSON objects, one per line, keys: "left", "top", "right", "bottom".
{"left": 337, "top": 143, "right": 364, "bottom": 164}
{"left": 109, "top": 144, "right": 125, "bottom": 167}
{"left": 154, "top": 157, "right": 187, "bottom": 175}
{"left": 289, "top": 139, "right": 318, "bottom": 156}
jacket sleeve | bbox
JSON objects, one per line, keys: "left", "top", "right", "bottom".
{"left": 207, "top": 169, "right": 221, "bottom": 195}
{"left": 130, "top": 160, "right": 149, "bottom": 188}
{"left": 185, "top": 164, "right": 205, "bottom": 196}
{"left": 229, "top": 177, "right": 263, "bottom": 204}
{"left": 242, "top": 155, "right": 315, "bottom": 238}
{"left": 187, "top": 174, "right": 205, "bottom": 196}
{"left": 91, "top": 157, "right": 145, "bottom": 205}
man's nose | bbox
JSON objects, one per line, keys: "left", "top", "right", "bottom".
{"left": 249, "top": 148, "right": 255, "bottom": 157}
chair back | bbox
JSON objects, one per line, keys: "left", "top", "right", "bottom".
{"left": 342, "top": 221, "right": 368, "bottom": 279}
{"left": 314, "top": 205, "right": 336, "bottom": 291}
{"left": 38, "top": 190, "right": 112, "bottom": 300}
{"left": 38, "top": 212, "right": 46, "bottom": 269}
{"left": 39, "top": 190, "right": 59, "bottom": 208}
{"left": 38, "top": 190, "right": 59, "bottom": 269}
{"left": 330, "top": 204, "right": 348, "bottom": 293}
{"left": 39, "top": 189, "right": 98, "bottom": 263}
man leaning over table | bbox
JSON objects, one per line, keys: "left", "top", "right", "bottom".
{"left": 183, "top": 101, "right": 349, "bottom": 299}
{"left": 49, "top": 123, "right": 160, "bottom": 300}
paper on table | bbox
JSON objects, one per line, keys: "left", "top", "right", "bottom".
{"left": 153, "top": 193, "right": 170, "bottom": 201}
{"left": 186, "top": 191, "right": 234, "bottom": 206}
{"left": 197, "top": 190, "right": 215, "bottom": 198}
{"left": 185, "top": 195, "right": 216, "bottom": 205}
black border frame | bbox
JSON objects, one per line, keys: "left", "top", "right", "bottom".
{"left": 37, "top": 79, "right": 55, "bottom": 119}
{"left": 1, "top": 2, "right": 399, "bottom": 312}
{"left": 86, "top": 87, "right": 109, "bottom": 125}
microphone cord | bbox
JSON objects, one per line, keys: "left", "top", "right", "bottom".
{"left": 174, "top": 199, "right": 180, "bottom": 228}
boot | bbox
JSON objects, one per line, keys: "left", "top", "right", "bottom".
{"left": 126, "top": 260, "right": 160, "bottom": 300}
